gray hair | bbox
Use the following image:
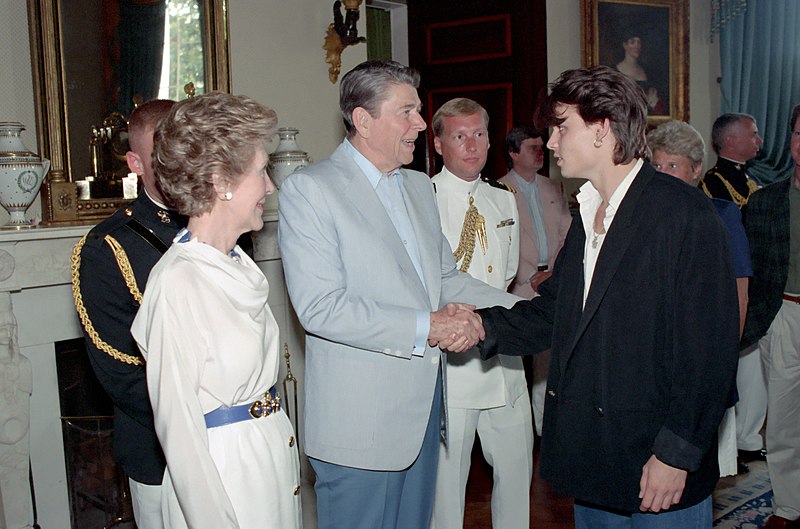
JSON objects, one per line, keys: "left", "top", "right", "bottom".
{"left": 646, "top": 120, "right": 705, "bottom": 166}
{"left": 710, "top": 113, "right": 755, "bottom": 155}
{"left": 153, "top": 91, "right": 278, "bottom": 216}
{"left": 431, "top": 98, "right": 489, "bottom": 138}
{"left": 339, "top": 60, "right": 421, "bottom": 138}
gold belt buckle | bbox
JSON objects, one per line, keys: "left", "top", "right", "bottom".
{"left": 248, "top": 390, "right": 281, "bottom": 419}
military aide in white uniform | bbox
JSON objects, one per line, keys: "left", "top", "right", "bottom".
{"left": 429, "top": 98, "right": 532, "bottom": 529}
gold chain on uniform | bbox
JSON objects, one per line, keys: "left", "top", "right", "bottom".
{"left": 71, "top": 234, "right": 145, "bottom": 365}
{"left": 701, "top": 171, "right": 758, "bottom": 208}
{"left": 451, "top": 196, "right": 487, "bottom": 273}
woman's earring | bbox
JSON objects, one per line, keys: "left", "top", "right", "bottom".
{"left": 222, "top": 191, "right": 233, "bottom": 201}
{"left": 593, "top": 138, "right": 603, "bottom": 148}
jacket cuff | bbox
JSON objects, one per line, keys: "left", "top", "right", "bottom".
{"left": 476, "top": 308, "right": 497, "bottom": 360}
{"left": 651, "top": 426, "right": 703, "bottom": 472}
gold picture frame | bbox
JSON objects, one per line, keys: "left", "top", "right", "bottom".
{"left": 581, "top": 0, "right": 688, "bottom": 125}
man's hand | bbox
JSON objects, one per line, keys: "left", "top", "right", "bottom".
{"left": 428, "top": 303, "right": 484, "bottom": 353}
{"left": 638, "top": 454, "right": 687, "bottom": 513}
{"left": 529, "top": 270, "right": 552, "bottom": 293}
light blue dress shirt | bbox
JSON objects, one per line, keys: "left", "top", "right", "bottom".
{"left": 344, "top": 140, "right": 430, "bottom": 356}
{"left": 514, "top": 172, "right": 550, "bottom": 268}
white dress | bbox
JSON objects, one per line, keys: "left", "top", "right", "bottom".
{"left": 131, "top": 238, "right": 301, "bottom": 529}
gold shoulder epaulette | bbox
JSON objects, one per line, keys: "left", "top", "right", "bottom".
{"left": 703, "top": 171, "right": 753, "bottom": 207}
{"left": 482, "top": 177, "right": 515, "bottom": 193}
{"left": 71, "top": 234, "right": 145, "bottom": 366}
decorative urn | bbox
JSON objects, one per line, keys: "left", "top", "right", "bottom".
{"left": 0, "top": 122, "right": 50, "bottom": 229}
{"left": 266, "top": 128, "right": 311, "bottom": 212}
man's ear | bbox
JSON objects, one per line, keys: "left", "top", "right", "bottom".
{"left": 126, "top": 151, "right": 143, "bottom": 174}
{"left": 352, "top": 107, "right": 371, "bottom": 138}
{"left": 596, "top": 118, "right": 612, "bottom": 143}
{"left": 434, "top": 136, "right": 443, "bottom": 156}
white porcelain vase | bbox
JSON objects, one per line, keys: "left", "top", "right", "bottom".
{"left": 267, "top": 128, "right": 311, "bottom": 212}
{"left": 0, "top": 123, "right": 50, "bottom": 229}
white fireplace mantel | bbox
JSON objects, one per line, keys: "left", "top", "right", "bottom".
{"left": 1, "top": 224, "right": 91, "bottom": 529}
{"left": 0, "top": 213, "right": 309, "bottom": 528}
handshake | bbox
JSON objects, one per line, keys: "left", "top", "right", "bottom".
{"left": 428, "top": 303, "right": 485, "bottom": 353}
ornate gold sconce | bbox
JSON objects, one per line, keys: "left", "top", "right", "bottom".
{"left": 323, "top": 0, "right": 366, "bottom": 84}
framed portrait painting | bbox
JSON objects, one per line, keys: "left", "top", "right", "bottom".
{"left": 581, "top": 0, "right": 688, "bottom": 124}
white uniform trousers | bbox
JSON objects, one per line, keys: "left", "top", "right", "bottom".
{"left": 717, "top": 406, "right": 738, "bottom": 476}
{"left": 530, "top": 349, "right": 550, "bottom": 437}
{"left": 431, "top": 394, "right": 533, "bottom": 529}
{"left": 129, "top": 477, "right": 165, "bottom": 529}
{"left": 761, "top": 300, "right": 800, "bottom": 521}
{"left": 735, "top": 341, "right": 768, "bottom": 451}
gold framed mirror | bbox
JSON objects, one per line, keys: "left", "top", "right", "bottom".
{"left": 27, "top": 0, "right": 230, "bottom": 225}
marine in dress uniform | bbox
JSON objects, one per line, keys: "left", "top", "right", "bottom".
{"left": 699, "top": 114, "right": 767, "bottom": 471}
{"left": 72, "top": 191, "right": 185, "bottom": 521}
{"left": 431, "top": 166, "right": 532, "bottom": 529}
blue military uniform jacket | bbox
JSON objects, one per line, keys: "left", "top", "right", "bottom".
{"left": 700, "top": 157, "right": 759, "bottom": 209}
{"left": 72, "top": 193, "right": 185, "bottom": 484}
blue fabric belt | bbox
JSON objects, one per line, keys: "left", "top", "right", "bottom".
{"left": 204, "top": 387, "right": 280, "bottom": 429}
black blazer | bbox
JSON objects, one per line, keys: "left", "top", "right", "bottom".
{"left": 480, "top": 165, "right": 740, "bottom": 512}
{"left": 741, "top": 176, "right": 792, "bottom": 348}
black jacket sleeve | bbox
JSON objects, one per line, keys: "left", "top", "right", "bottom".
{"left": 478, "top": 256, "right": 559, "bottom": 360}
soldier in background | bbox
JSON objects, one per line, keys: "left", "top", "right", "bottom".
{"left": 72, "top": 99, "right": 178, "bottom": 529}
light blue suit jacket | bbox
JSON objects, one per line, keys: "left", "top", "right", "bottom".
{"left": 278, "top": 143, "right": 518, "bottom": 471}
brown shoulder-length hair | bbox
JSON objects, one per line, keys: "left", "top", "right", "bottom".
{"left": 535, "top": 66, "right": 648, "bottom": 165}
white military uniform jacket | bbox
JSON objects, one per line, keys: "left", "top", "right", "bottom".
{"left": 432, "top": 167, "right": 527, "bottom": 409}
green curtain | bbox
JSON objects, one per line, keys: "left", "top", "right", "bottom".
{"left": 719, "top": 0, "right": 800, "bottom": 184}
{"left": 367, "top": 7, "right": 392, "bottom": 61}
{"left": 117, "top": 0, "right": 167, "bottom": 116}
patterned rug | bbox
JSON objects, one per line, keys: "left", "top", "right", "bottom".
{"left": 713, "top": 460, "right": 773, "bottom": 528}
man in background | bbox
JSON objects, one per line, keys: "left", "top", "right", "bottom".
{"left": 72, "top": 99, "right": 177, "bottom": 529}
{"left": 701, "top": 112, "right": 767, "bottom": 472}
{"left": 742, "top": 103, "right": 800, "bottom": 529}
{"left": 499, "top": 126, "right": 571, "bottom": 437}
{"left": 430, "top": 98, "right": 530, "bottom": 529}
{"left": 700, "top": 112, "right": 763, "bottom": 208}
{"left": 499, "top": 127, "right": 571, "bottom": 298}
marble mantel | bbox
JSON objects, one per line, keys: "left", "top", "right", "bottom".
{"left": 0, "top": 213, "right": 309, "bottom": 528}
